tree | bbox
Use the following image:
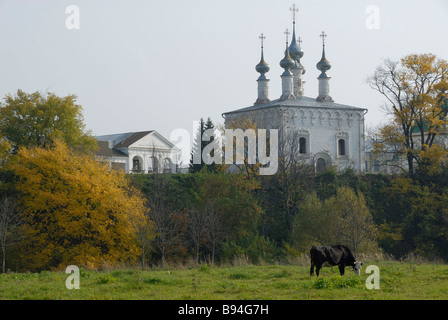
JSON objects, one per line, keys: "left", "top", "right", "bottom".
{"left": 367, "top": 54, "right": 448, "bottom": 180}
{"left": 143, "top": 174, "right": 189, "bottom": 265}
{"left": 187, "top": 208, "right": 208, "bottom": 264}
{"left": 291, "top": 187, "right": 379, "bottom": 254}
{"left": 9, "top": 140, "right": 149, "bottom": 271}
{"left": 135, "top": 214, "right": 157, "bottom": 269}
{"left": 203, "top": 198, "right": 224, "bottom": 264}
{"left": 224, "top": 115, "right": 264, "bottom": 179}
{"left": 326, "top": 187, "right": 379, "bottom": 254}
{"left": 189, "top": 117, "right": 218, "bottom": 173}
{"left": 0, "top": 90, "right": 96, "bottom": 153}
{"left": 276, "top": 126, "right": 313, "bottom": 233}
{"left": 0, "top": 196, "right": 21, "bottom": 273}
{"left": 0, "top": 136, "right": 11, "bottom": 166}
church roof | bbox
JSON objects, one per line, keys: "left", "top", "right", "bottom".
{"left": 223, "top": 96, "right": 367, "bottom": 116}
{"left": 96, "top": 131, "right": 154, "bottom": 148}
{"left": 95, "top": 140, "right": 128, "bottom": 158}
{"left": 114, "top": 131, "right": 154, "bottom": 148}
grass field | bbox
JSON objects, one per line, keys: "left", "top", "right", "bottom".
{"left": 0, "top": 261, "right": 447, "bottom": 300}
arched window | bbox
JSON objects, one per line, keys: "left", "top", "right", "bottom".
{"left": 338, "top": 139, "right": 346, "bottom": 156}
{"left": 299, "top": 137, "right": 307, "bottom": 154}
{"left": 132, "top": 156, "right": 142, "bottom": 173}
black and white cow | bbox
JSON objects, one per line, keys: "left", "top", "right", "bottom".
{"left": 310, "top": 245, "right": 363, "bottom": 276}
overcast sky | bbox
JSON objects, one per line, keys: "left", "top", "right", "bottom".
{"left": 1, "top": 0, "right": 448, "bottom": 144}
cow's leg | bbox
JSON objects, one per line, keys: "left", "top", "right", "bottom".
{"left": 310, "top": 262, "right": 315, "bottom": 276}
{"left": 316, "top": 265, "right": 321, "bottom": 277}
{"left": 338, "top": 264, "right": 345, "bottom": 276}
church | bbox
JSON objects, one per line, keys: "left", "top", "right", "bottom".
{"left": 222, "top": 5, "right": 368, "bottom": 174}
{"left": 95, "top": 130, "right": 179, "bottom": 174}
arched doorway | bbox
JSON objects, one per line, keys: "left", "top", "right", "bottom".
{"left": 316, "top": 158, "right": 326, "bottom": 175}
{"left": 132, "top": 156, "right": 144, "bottom": 173}
{"left": 314, "top": 152, "right": 332, "bottom": 175}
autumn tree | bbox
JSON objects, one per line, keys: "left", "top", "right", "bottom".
{"left": 0, "top": 90, "right": 96, "bottom": 153}
{"left": 9, "top": 140, "right": 150, "bottom": 271}
{"left": 0, "top": 196, "right": 21, "bottom": 273}
{"left": 367, "top": 54, "right": 448, "bottom": 181}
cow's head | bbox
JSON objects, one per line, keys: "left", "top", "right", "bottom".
{"left": 353, "top": 262, "right": 363, "bottom": 275}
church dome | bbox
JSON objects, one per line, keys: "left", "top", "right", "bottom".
{"left": 256, "top": 56, "right": 270, "bottom": 75}
{"left": 316, "top": 47, "right": 331, "bottom": 73}
{"left": 289, "top": 37, "right": 304, "bottom": 61}
{"left": 280, "top": 47, "right": 295, "bottom": 70}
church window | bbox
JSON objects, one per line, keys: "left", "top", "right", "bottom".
{"left": 338, "top": 139, "right": 346, "bottom": 156}
{"left": 132, "top": 156, "right": 142, "bottom": 172}
{"left": 299, "top": 137, "right": 307, "bottom": 154}
{"left": 374, "top": 160, "right": 380, "bottom": 173}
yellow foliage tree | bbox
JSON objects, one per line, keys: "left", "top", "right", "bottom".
{"left": 9, "top": 140, "right": 150, "bottom": 271}
{"left": 368, "top": 53, "right": 448, "bottom": 179}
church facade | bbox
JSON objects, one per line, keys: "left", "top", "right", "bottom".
{"left": 222, "top": 6, "right": 367, "bottom": 174}
{"left": 95, "top": 130, "right": 179, "bottom": 174}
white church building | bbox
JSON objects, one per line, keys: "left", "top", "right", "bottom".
{"left": 95, "top": 130, "right": 179, "bottom": 174}
{"left": 222, "top": 6, "right": 368, "bottom": 174}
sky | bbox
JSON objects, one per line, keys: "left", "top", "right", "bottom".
{"left": 1, "top": 0, "right": 448, "bottom": 149}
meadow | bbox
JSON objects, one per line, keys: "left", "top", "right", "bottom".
{"left": 0, "top": 260, "right": 447, "bottom": 300}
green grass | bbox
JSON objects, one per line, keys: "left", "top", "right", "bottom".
{"left": 0, "top": 261, "right": 447, "bottom": 300}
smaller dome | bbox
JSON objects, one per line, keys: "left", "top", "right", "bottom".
{"left": 316, "top": 47, "right": 331, "bottom": 73}
{"left": 280, "top": 46, "right": 295, "bottom": 70}
{"left": 256, "top": 55, "right": 270, "bottom": 75}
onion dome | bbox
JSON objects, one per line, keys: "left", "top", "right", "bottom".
{"left": 316, "top": 32, "right": 331, "bottom": 73}
{"left": 255, "top": 49, "right": 270, "bottom": 76}
{"left": 289, "top": 28, "right": 304, "bottom": 61}
{"left": 255, "top": 33, "right": 270, "bottom": 78}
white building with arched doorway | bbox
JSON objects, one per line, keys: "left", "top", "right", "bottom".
{"left": 95, "top": 130, "right": 180, "bottom": 174}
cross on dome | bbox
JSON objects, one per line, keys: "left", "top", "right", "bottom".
{"left": 290, "top": 4, "right": 299, "bottom": 23}
{"left": 320, "top": 31, "right": 327, "bottom": 46}
{"left": 259, "top": 33, "right": 266, "bottom": 48}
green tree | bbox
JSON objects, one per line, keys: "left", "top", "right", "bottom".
{"left": 189, "top": 117, "right": 218, "bottom": 173}
{"left": 0, "top": 90, "right": 96, "bottom": 153}
{"left": 291, "top": 187, "right": 379, "bottom": 254}
{"left": 326, "top": 187, "right": 379, "bottom": 254}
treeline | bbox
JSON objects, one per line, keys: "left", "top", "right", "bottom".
{"left": 128, "top": 166, "right": 448, "bottom": 266}
{"left": 1, "top": 89, "right": 448, "bottom": 273}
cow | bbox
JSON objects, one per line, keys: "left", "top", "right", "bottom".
{"left": 310, "top": 245, "right": 363, "bottom": 276}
